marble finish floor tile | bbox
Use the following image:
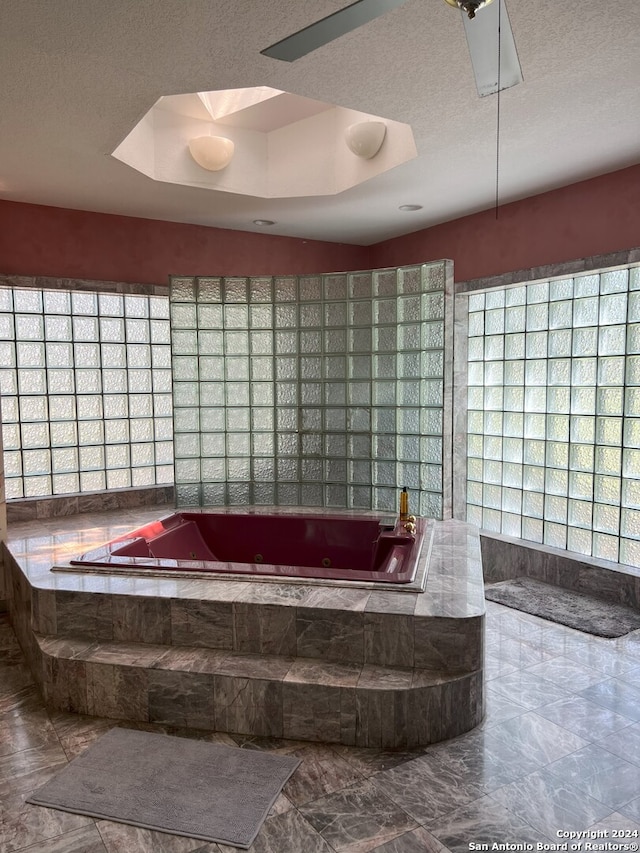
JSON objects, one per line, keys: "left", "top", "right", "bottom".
{"left": 422, "top": 719, "right": 567, "bottom": 788}
{"left": 488, "top": 670, "right": 573, "bottom": 709}
{"left": 0, "top": 625, "right": 21, "bottom": 649}
{"left": 330, "top": 743, "right": 427, "bottom": 776}
{"left": 0, "top": 742, "right": 71, "bottom": 799}
{"left": 299, "top": 778, "right": 419, "bottom": 853}
{"left": 535, "top": 695, "right": 636, "bottom": 741}
{"left": 524, "top": 656, "right": 611, "bottom": 691}
{"left": 229, "top": 733, "right": 314, "bottom": 754}
{"left": 371, "top": 750, "right": 487, "bottom": 824}
{"left": 0, "top": 707, "right": 62, "bottom": 757}
{"left": 370, "top": 715, "right": 560, "bottom": 827}
{"left": 577, "top": 678, "right": 640, "bottom": 721}
{"left": 617, "top": 633, "right": 640, "bottom": 663}
{"left": 96, "top": 819, "right": 219, "bottom": 853}
{"left": 2, "top": 598, "right": 640, "bottom": 853}
{"left": 480, "top": 688, "right": 528, "bottom": 729}
{"left": 488, "top": 769, "right": 613, "bottom": 837}
{"left": 484, "top": 651, "right": 519, "bottom": 681}
{"left": 484, "top": 711, "right": 589, "bottom": 766}
{"left": 217, "top": 807, "right": 333, "bottom": 853}
{"left": 486, "top": 635, "right": 559, "bottom": 669}
{"left": 0, "top": 683, "right": 50, "bottom": 716}
{"left": 282, "top": 743, "right": 366, "bottom": 806}
{"left": 588, "top": 811, "right": 640, "bottom": 835}
{"left": 425, "top": 794, "right": 546, "bottom": 853}
{"left": 0, "top": 788, "right": 96, "bottom": 853}
{"left": 368, "top": 826, "right": 448, "bottom": 853}
{"left": 0, "top": 660, "right": 40, "bottom": 703}
{"left": 11, "top": 825, "right": 109, "bottom": 853}
{"left": 545, "top": 743, "right": 640, "bottom": 811}
{"left": 46, "top": 711, "right": 118, "bottom": 760}
{"left": 618, "top": 663, "right": 640, "bottom": 686}
{"left": 564, "top": 643, "right": 640, "bottom": 677}
{"left": 596, "top": 721, "right": 640, "bottom": 766}
{"left": 620, "top": 797, "right": 640, "bottom": 824}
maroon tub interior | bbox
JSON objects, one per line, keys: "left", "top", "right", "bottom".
{"left": 70, "top": 511, "right": 427, "bottom": 584}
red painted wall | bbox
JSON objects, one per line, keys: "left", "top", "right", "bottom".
{"left": 371, "top": 164, "right": 640, "bottom": 281}
{"left": 1, "top": 164, "right": 638, "bottom": 286}
{"left": 0, "top": 201, "right": 370, "bottom": 286}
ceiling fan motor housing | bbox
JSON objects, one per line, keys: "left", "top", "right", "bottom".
{"left": 444, "top": 0, "right": 495, "bottom": 19}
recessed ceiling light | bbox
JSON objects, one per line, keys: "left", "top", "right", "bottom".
{"left": 398, "top": 204, "right": 423, "bottom": 212}
{"left": 253, "top": 219, "right": 276, "bottom": 226}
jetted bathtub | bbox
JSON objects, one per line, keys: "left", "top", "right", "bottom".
{"left": 70, "top": 510, "right": 428, "bottom": 584}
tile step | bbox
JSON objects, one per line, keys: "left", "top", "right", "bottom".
{"left": 35, "top": 633, "right": 483, "bottom": 749}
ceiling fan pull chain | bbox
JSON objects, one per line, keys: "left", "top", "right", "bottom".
{"left": 495, "top": 0, "right": 502, "bottom": 219}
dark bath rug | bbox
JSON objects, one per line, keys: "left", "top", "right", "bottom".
{"left": 27, "top": 727, "right": 301, "bottom": 849}
{"left": 485, "top": 577, "right": 640, "bottom": 638}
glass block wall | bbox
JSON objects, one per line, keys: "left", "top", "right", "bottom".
{"left": 0, "top": 286, "right": 173, "bottom": 498}
{"left": 171, "top": 263, "right": 452, "bottom": 516}
{"left": 466, "top": 263, "right": 640, "bottom": 568}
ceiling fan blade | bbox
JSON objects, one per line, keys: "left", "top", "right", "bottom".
{"left": 261, "top": 0, "right": 410, "bottom": 62}
{"left": 462, "top": 0, "right": 523, "bottom": 96}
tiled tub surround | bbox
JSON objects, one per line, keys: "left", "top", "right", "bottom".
{"left": 2, "top": 506, "right": 485, "bottom": 749}
{"left": 5, "top": 484, "right": 175, "bottom": 524}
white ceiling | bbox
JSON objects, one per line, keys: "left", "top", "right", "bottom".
{"left": 1, "top": 0, "right": 638, "bottom": 246}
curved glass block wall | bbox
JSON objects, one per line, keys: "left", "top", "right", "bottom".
{"left": 465, "top": 263, "right": 640, "bottom": 568}
{"left": 170, "top": 263, "right": 453, "bottom": 516}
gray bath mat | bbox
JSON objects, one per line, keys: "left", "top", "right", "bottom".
{"left": 27, "top": 727, "right": 300, "bottom": 849}
{"left": 485, "top": 577, "right": 640, "bottom": 638}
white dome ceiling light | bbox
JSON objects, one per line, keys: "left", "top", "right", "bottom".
{"left": 345, "top": 121, "right": 387, "bottom": 160}
{"left": 188, "top": 136, "right": 235, "bottom": 171}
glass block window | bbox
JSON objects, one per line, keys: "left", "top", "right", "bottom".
{"left": 466, "top": 264, "right": 640, "bottom": 568}
{"left": 171, "top": 263, "right": 450, "bottom": 516}
{"left": 0, "top": 286, "right": 173, "bottom": 498}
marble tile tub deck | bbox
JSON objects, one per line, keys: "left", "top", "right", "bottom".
{"left": 1, "top": 506, "right": 485, "bottom": 751}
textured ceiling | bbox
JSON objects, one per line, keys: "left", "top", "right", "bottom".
{"left": 0, "top": 0, "right": 638, "bottom": 245}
